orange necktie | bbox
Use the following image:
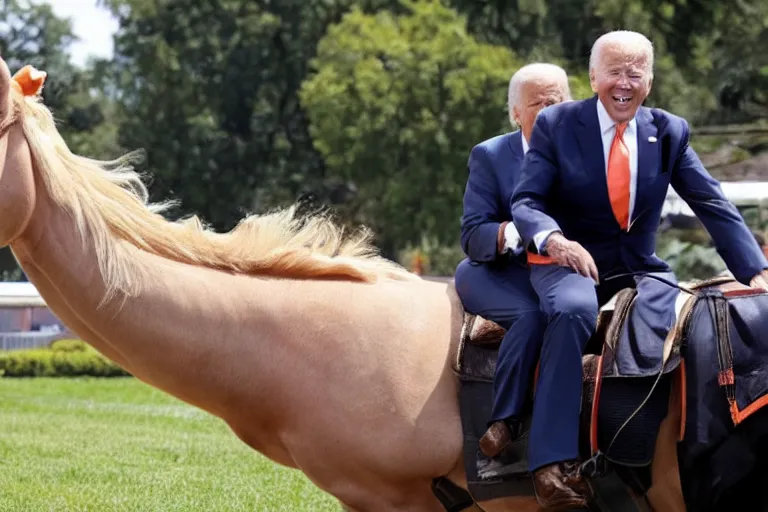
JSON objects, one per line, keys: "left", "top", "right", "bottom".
{"left": 607, "top": 123, "right": 630, "bottom": 229}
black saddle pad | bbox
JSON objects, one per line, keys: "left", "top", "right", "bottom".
{"left": 596, "top": 374, "right": 672, "bottom": 466}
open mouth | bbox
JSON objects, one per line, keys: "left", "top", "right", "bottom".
{"left": 613, "top": 96, "right": 632, "bottom": 104}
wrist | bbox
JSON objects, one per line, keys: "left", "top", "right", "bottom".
{"left": 543, "top": 231, "right": 565, "bottom": 255}
{"left": 497, "top": 222, "right": 509, "bottom": 254}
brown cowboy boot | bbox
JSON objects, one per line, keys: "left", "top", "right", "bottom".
{"left": 478, "top": 421, "right": 512, "bottom": 458}
{"left": 479, "top": 417, "right": 526, "bottom": 458}
{"left": 532, "top": 460, "right": 592, "bottom": 511}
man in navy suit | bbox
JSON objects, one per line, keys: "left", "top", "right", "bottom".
{"left": 510, "top": 30, "right": 768, "bottom": 509}
{"left": 454, "top": 62, "right": 571, "bottom": 467}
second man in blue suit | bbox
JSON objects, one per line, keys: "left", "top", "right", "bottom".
{"left": 454, "top": 62, "right": 572, "bottom": 477}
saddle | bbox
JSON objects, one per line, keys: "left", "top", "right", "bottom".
{"left": 441, "top": 275, "right": 743, "bottom": 510}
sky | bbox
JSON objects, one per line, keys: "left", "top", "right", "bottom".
{"left": 43, "top": 0, "right": 119, "bottom": 67}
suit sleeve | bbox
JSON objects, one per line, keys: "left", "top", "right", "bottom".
{"left": 460, "top": 145, "right": 505, "bottom": 262}
{"left": 670, "top": 121, "right": 768, "bottom": 284}
{"left": 509, "top": 113, "right": 562, "bottom": 253}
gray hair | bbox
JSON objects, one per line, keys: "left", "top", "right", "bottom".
{"left": 589, "top": 30, "right": 654, "bottom": 78}
{"left": 507, "top": 63, "right": 570, "bottom": 125}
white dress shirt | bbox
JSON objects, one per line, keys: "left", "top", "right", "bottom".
{"left": 531, "top": 99, "right": 640, "bottom": 253}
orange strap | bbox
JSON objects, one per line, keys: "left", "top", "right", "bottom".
{"left": 526, "top": 251, "right": 555, "bottom": 265}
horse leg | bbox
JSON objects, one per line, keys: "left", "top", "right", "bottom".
{"left": 646, "top": 371, "right": 686, "bottom": 512}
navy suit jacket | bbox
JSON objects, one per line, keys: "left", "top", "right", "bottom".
{"left": 460, "top": 131, "right": 525, "bottom": 262}
{"left": 510, "top": 95, "right": 768, "bottom": 285}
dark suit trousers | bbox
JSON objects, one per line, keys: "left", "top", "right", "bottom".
{"left": 527, "top": 264, "right": 678, "bottom": 472}
{"left": 455, "top": 257, "right": 547, "bottom": 423}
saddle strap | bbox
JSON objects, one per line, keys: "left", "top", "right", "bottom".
{"left": 430, "top": 477, "right": 475, "bottom": 512}
{"left": 710, "top": 294, "right": 736, "bottom": 403}
{"left": 589, "top": 288, "right": 637, "bottom": 456}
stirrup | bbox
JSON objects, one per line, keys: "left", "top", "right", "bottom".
{"left": 580, "top": 451, "right": 607, "bottom": 478}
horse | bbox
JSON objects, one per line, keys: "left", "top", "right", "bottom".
{"left": 2, "top": 59, "right": 768, "bottom": 511}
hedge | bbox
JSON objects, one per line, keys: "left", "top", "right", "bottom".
{"left": 0, "top": 339, "right": 130, "bottom": 377}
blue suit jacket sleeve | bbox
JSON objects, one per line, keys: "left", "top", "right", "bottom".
{"left": 670, "top": 122, "right": 768, "bottom": 284}
{"left": 460, "top": 145, "right": 503, "bottom": 262}
{"left": 509, "top": 113, "right": 562, "bottom": 251}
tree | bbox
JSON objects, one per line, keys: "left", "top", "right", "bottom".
{"left": 0, "top": 0, "right": 121, "bottom": 279}
{"left": 99, "top": 0, "right": 406, "bottom": 231}
{"left": 0, "top": 0, "right": 122, "bottom": 159}
{"left": 300, "top": 0, "right": 531, "bottom": 254}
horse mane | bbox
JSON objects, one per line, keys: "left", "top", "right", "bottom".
{"left": 13, "top": 92, "right": 418, "bottom": 303}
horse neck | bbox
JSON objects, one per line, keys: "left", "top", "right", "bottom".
{"left": 9, "top": 183, "right": 292, "bottom": 424}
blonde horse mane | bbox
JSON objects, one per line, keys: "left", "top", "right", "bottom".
{"left": 12, "top": 91, "right": 418, "bottom": 303}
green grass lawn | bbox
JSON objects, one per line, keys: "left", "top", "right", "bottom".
{"left": 0, "top": 377, "right": 341, "bottom": 511}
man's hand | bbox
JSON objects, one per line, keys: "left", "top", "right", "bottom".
{"left": 545, "top": 232, "right": 600, "bottom": 283}
{"left": 750, "top": 269, "right": 768, "bottom": 291}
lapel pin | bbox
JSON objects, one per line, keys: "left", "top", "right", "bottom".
{"left": 648, "top": 136, "right": 657, "bottom": 143}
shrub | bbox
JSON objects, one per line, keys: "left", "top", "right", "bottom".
{"left": 0, "top": 340, "right": 130, "bottom": 378}
{"left": 49, "top": 339, "right": 89, "bottom": 352}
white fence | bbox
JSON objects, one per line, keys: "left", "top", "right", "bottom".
{"left": 0, "top": 331, "right": 66, "bottom": 351}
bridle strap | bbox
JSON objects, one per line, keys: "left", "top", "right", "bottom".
{"left": 0, "top": 108, "right": 19, "bottom": 140}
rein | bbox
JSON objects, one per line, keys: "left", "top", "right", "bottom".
{"left": 0, "top": 112, "right": 18, "bottom": 140}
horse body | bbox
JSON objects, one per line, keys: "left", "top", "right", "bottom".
{"left": 10, "top": 166, "right": 475, "bottom": 509}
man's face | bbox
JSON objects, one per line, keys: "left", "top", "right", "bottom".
{"left": 513, "top": 79, "right": 568, "bottom": 142}
{"left": 590, "top": 43, "right": 652, "bottom": 124}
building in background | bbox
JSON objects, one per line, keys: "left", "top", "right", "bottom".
{"left": 0, "top": 282, "right": 71, "bottom": 351}
{"left": 662, "top": 181, "right": 768, "bottom": 234}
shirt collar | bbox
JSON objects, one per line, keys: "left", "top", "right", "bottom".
{"left": 521, "top": 133, "right": 529, "bottom": 154}
{"left": 597, "top": 98, "right": 636, "bottom": 135}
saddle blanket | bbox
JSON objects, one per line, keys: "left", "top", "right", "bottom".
{"left": 677, "top": 285, "right": 768, "bottom": 508}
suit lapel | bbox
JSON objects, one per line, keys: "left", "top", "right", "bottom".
{"left": 632, "top": 107, "right": 660, "bottom": 226}
{"left": 576, "top": 96, "right": 612, "bottom": 209}
{"left": 506, "top": 130, "right": 524, "bottom": 184}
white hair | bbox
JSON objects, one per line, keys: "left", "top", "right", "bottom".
{"left": 507, "top": 63, "right": 570, "bottom": 124}
{"left": 589, "top": 30, "right": 654, "bottom": 78}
